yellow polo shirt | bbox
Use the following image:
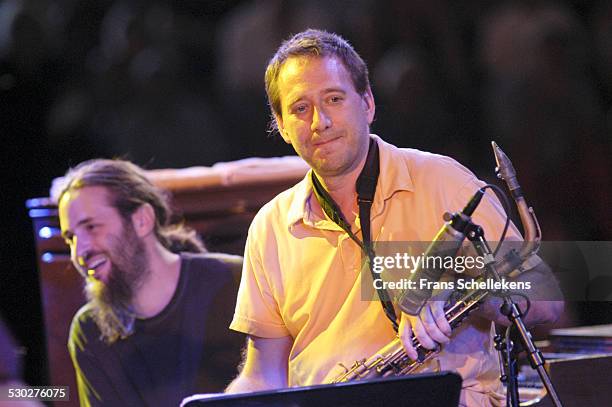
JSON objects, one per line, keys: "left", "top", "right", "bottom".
{"left": 231, "top": 135, "right": 521, "bottom": 406}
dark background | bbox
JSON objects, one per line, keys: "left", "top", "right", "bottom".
{"left": 1, "top": 0, "right": 611, "bottom": 387}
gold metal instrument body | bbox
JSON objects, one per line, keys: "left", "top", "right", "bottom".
{"left": 331, "top": 142, "right": 541, "bottom": 383}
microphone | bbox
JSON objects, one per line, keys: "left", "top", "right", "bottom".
{"left": 398, "top": 188, "right": 485, "bottom": 315}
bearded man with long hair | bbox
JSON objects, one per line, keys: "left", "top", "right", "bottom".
{"left": 58, "top": 159, "right": 243, "bottom": 407}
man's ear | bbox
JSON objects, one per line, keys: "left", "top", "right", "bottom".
{"left": 363, "top": 87, "right": 376, "bottom": 125}
{"left": 275, "top": 114, "right": 291, "bottom": 144}
{"left": 131, "top": 203, "right": 155, "bottom": 238}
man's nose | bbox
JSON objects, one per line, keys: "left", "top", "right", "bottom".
{"left": 74, "top": 235, "right": 92, "bottom": 266}
{"left": 311, "top": 106, "right": 331, "bottom": 133}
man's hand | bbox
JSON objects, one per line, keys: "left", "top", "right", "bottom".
{"left": 398, "top": 300, "right": 452, "bottom": 361}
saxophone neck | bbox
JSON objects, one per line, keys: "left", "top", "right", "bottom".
{"left": 516, "top": 197, "right": 542, "bottom": 258}
{"left": 491, "top": 141, "right": 542, "bottom": 262}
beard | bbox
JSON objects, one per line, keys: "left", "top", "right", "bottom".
{"left": 84, "top": 222, "right": 149, "bottom": 344}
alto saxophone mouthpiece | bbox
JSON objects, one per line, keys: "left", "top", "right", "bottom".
{"left": 491, "top": 141, "right": 520, "bottom": 194}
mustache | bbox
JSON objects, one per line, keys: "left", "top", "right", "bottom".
{"left": 81, "top": 250, "right": 106, "bottom": 264}
{"left": 75, "top": 251, "right": 105, "bottom": 276}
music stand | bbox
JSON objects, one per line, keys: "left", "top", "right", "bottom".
{"left": 181, "top": 371, "right": 462, "bottom": 407}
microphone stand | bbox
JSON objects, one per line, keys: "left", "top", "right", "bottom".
{"left": 494, "top": 329, "right": 520, "bottom": 407}
{"left": 464, "top": 222, "right": 563, "bottom": 407}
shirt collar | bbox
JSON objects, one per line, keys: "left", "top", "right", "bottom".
{"left": 287, "top": 171, "right": 315, "bottom": 227}
{"left": 372, "top": 134, "right": 414, "bottom": 203}
{"left": 286, "top": 134, "right": 415, "bottom": 229}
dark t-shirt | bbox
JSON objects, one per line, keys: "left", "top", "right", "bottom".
{"left": 68, "top": 253, "right": 244, "bottom": 407}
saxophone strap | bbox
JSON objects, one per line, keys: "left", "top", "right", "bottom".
{"left": 312, "top": 138, "right": 399, "bottom": 332}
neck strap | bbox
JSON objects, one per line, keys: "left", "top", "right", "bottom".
{"left": 311, "top": 138, "right": 398, "bottom": 331}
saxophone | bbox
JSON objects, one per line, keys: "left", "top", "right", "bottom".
{"left": 331, "top": 142, "right": 542, "bottom": 383}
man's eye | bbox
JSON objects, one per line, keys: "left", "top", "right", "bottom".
{"left": 293, "top": 104, "right": 308, "bottom": 114}
{"left": 85, "top": 224, "right": 98, "bottom": 232}
{"left": 329, "top": 95, "right": 343, "bottom": 103}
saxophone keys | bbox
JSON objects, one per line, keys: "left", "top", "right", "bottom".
{"left": 351, "top": 358, "right": 366, "bottom": 369}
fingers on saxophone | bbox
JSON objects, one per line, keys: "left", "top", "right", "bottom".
{"left": 398, "top": 301, "right": 451, "bottom": 361}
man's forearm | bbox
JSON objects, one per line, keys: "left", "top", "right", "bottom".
{"left": 225, "top": 335, "right": 291, "bottom": 394}
{"left": 475, "top": 261, "right": 564, "bottom": 326}
{"left": 478, "top": 296, "right": 564, "bottom": 326}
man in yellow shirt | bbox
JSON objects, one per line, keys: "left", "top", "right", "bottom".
{"left": 227, "top": 29, "right": 563, "bottom": 406}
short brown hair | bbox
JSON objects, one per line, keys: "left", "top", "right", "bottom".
{"left": 265, "top": 29, "right": 370, "bottom": 133}
{"left": 58, "top": 159, "right": 205, "bottom": 254}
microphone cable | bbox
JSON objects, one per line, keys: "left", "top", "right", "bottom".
{"left": 479, "top": 183, "right": 531, "bottom": 319}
